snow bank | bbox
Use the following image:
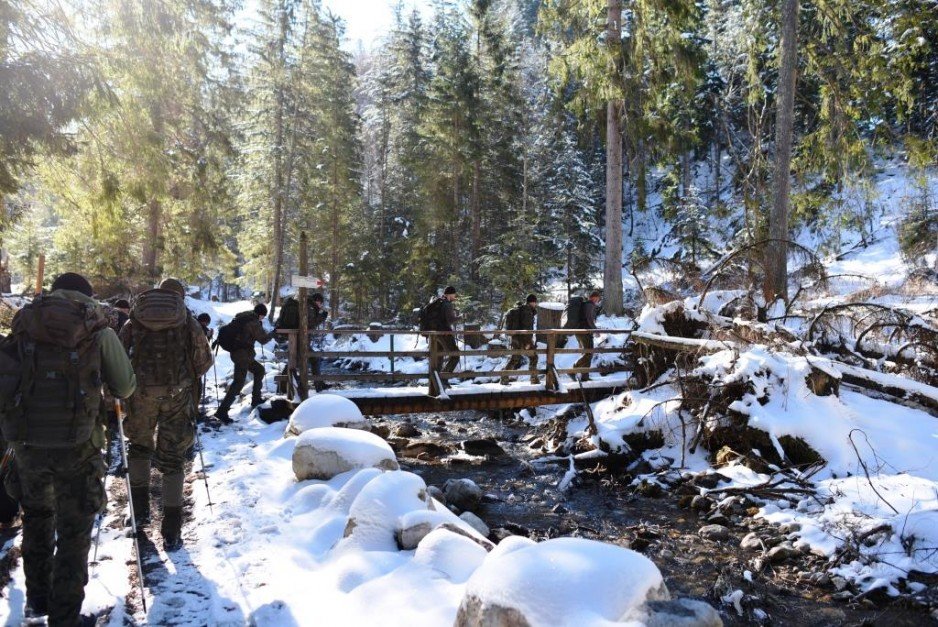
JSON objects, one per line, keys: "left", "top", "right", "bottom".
{"left": 456, "top": 537, "right": 668, "bottom": 627}
{"left": 285, "top": 393, "right": 368, "bottom": 436}
{"left": 694, "top": 348, "right": 938, "bottom": 478}
{"left": 292, "top": 427, "right": 398, "bottom": 480}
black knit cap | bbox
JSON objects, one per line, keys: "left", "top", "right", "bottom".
{"left": 51, "top": 272, "right": 93, "bottom": 297}
{"left": 197, "top": 313, "right": 211, "bottom": 323}
{"left": 254, "top": 303, "right": 268, "bottom": 316}
{"left": 443, "top": 285, "right": 457, "bottom": 295}
{"left": 526, "top": 293, "right": 538, "bottom": 303}
{"left": 114, "top": 299, "right": 130, "bottom": 310}
{"left": 311, "top": 292, "right": 324, "bottom": 303}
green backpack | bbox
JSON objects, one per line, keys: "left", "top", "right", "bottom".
{"left": 0, "top": 295, "right": 106, "bottom": 448}
{"left": 504, "top": 303, "right": 525, "bottom": 331}
{"left": 130, "top": 289, "right": 193, "bottom": 396}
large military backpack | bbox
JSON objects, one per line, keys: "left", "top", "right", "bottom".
{"left": 275, "top": 297, "right": 300, "bottom": 330}
{"left": 417, "top": 297, "right": 447, "bottom": 335}
{"left": 563, "top": 296, "right": 586, "bottom": 328}
{"left": 216, "top": 312, "right": 254, "bottom": 352}
{"left": 0, "top": 295, "right": 106, "bottom": 448}
{"left": 130, "top": 288, "right": 193, "bottom": 396}
{"left": 504, "top": 303, "right": 525, "bottom": 331}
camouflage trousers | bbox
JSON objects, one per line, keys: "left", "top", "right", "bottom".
{"left": 504, "top": 336, "right": 538, "bottom": 382}
{"left": 431, "top": 335, "right": 460, "bottom": 373}
{"left": 124, "top": 388, "right": 195, "bottom": 507}
{"left": 219, "top": 351, "right": 265, "bottom": 411}
{"left": 6, "top": 440, "right": 106, "bottom": 626}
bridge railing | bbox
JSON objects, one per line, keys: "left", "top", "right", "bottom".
{"left": 274, "top": 328, "right": 633, "bottom": 397}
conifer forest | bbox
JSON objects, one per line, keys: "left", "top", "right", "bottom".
{"left": 1, "top": 1, "right": 938, "bottom": 625}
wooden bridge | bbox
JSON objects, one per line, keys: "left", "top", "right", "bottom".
{"left": 275, "top": 328, "right": 634, "bottom": 415}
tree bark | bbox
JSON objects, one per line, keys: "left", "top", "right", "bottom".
{"left": 268, "top": 1, "right": 290, "bottom": 321}
{"left": 144, "top": 198, "right": 161, "bottom": 280}
{"left": 603, "top": 0, "right": 624, "bottom": 315}
{"left": 764, "top": 0, "right": 799, "bottom": 303}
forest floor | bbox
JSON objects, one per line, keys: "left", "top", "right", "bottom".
{"left": 0, "top": 286, "right": 936, "bottom": 625}
{"left": 371, "top": 405, "right": 937, "bottom": 626}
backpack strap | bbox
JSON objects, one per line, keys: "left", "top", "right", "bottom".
{"left": 17, "top": 340, "right": 37, "bottom": 442}
{"left": 66, "top": 348, "right": 80, "bottom": 442}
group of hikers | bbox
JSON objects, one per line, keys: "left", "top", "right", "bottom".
{"left": 0, "top": 273, "right": 601, "bottom": 625}
{"left": 419, "top": 285, "right": 603, "bottom": 384}
{"left": 0, "top": 272, "right": 280, "bottom": 626}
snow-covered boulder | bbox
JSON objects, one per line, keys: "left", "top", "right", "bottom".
{"left": 340, "top": 470, "right": 432, "bottom": 551}
{"left": 455, "top": 537, "right": 670, "bottom": 627}
{"left": 396, "top": 509, "right": 455, "bottom": 550}
{"left": 285, "top": 394, "right": 368, "bottom": 436}
{"left": 292, "top": 427, "right": 398, "bottom": 481}
{"left": 413, "top": 528, "right": 489, "bottom": 583}
{"left": 459, "top": 511, "right": 490, "bottom": 537}
{"left": 624, "top": 599, "right": 723, "bottom": 627}
{"left": 337, "top": 470, "right": 491, "bottom": 553}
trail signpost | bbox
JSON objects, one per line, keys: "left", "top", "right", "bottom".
{"left": 291, "top": 274, "right": 324, "bottom": 290}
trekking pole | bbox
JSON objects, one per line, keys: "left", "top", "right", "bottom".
{"left": 0, "top": 445, "right": 14, "bottom": 477}
{"left": 191, "top": 417, "right": 214, "bottom": 514}
{"left": 114, "top": 399, "right": 148, "bottom": 614}
{"left": 212, "top": 345, "right": 221, "bottom": 406}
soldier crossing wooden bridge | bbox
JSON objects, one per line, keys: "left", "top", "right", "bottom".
{"left": 275, "top": 328, "right": 636, "bottom": 415}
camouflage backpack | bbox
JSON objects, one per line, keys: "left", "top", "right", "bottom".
{"left": 0, "top": 295, "right": 106, "bottom": 448}
{"left": 130, "top": 289, "right": 193, "bottom": 396}
{"left": 504, "top": 302, "right": 525, "bottom": 331}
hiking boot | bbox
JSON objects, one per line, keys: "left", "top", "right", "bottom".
{"left": 162, "top": 506, "right": 183, "bottom": 551}
{"left": 579, "top": 374, "right": 592, "bottom": 382}
{"left": 124, "top": 487, "right": 150, "bottom": 530}
{"left": 251, "top": 396, "right": 265, "bottom": 408}
{"left": 530, "top": 376, "right": 541, "bottom": 385}
{"left": 25, "top": 596, "right": 48, "bottom": 623}
{"left": 500, "top": 377, "right": 510, "bottom": 386}
{"left": 214, "top": 408, "right": 232, "bottom": 424}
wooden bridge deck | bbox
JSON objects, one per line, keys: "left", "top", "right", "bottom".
{"left": 327, "top": 376, "right": 632, "bottom": 416}
{"left": 275, "top": 327, "right": 635, "bottom": 415}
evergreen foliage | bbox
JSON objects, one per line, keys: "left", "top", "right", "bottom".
{"left": 0, "top": 0, "right": 935, "bottom": 314}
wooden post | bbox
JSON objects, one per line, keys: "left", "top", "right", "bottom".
{"left": 34, "top": 253, "right": 45, "bottom": 296}
{"left": 286, "top": 331, "right": 297, "bottom": 399}
{"left": 390, "top": 334, "right": 395, "bottom": 376}
{"left": 428, "top": 333, "right": 440, "bottom": 396}
{"left": 297, "top": 232, "right": 309, "bottom": 399}
{"left": 546, "top": 333, "right": 558, "bottom": 392}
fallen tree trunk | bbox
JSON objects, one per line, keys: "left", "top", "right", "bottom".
{"left": 632, "top": 331, "right": 938, "bottom": 414}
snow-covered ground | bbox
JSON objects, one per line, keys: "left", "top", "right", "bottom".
{"left": 0, "top": 299, "right": 695, "bottom": 626}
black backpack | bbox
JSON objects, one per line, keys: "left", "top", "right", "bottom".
{"left": 564, "top": 296, "right": 586, "bottom": 328}
{"left": 216, "top": 313, "right": 252, "bottom": 352}
{"left": 275, "top": 297, "right": 300, "bottom": 330}
{"left": 417, "top": 297, "right": 446, "bottom": 334}
{"left": 504, "top": 303, "right": 524, "bottom": 331}
{"left": 0, "top": 295, "right": 106, "bottom": 448}
{"left": 129, "top": 289, "right": 192, "bottom": 396}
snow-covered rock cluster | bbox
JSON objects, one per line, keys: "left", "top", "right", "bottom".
{"left": 279, "top": 394, "right": 722, "bottom": 626}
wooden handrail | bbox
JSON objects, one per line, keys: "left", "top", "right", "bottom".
{"left": 276, "top": 327, "right": 634, "bottom": 336}
{"left": 275, "top": 325, "right": 632, "bottom": 398}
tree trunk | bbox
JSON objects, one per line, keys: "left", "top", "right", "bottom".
{"left": 764, "top": 0, "right": 799, "bottom": 303}
{"left": 470, "top": 161, "right": 481, "bottom": 280}
{"left": 268, "top": 6, "right": 289, "bottom": 322}
{"left": 144, "top": 198, "right": 161, "bottom": 280}
{"left": 603, "top": 0, "right": 624, "bottom": 315}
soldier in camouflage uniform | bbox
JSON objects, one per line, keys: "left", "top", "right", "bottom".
{"left": 2, "top": 272, "right": 136, "bottom": 626}
{"left": 118, "top": 278, "right": 212, "bottom": 550}
{"left": 501, "top": 294, "right": 541, "bottom": 385}
{"left": 214, "top": 303, "right": 274, "bottom": 422}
